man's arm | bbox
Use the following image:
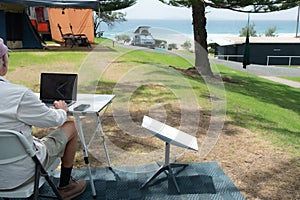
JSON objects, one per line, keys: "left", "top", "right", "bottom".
{"left": 17, "top": 89, "right": 67, "bottom": 128}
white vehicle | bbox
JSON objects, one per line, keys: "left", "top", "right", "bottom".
{"left": 131, "top": 26, "right": 155, "bottom": 48}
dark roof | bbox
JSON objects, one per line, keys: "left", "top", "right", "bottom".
{"left": 214, "top": 36, "right": 300, "bottom": 46}
{"left": 0, "top": 0, "right": 99, "bottom": 9}
{"left": 134, "top": 26, "right": 151, "bottom": 35}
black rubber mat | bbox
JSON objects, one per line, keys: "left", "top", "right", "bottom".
{"left": 0, "top": 162, "right": 245, "bottom": 200}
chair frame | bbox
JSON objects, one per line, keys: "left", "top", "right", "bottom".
{"left": 58, "top": 23, "right": 76, "bottom": 48}
{"left": 0, "top": 129, "right": 63, "bottom": 200}
{"left": 69, "top": 23, "right": 91, "bottom": 48}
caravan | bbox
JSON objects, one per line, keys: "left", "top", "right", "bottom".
{"left": 131, "top": 26, "right": 155, "bottom": 48}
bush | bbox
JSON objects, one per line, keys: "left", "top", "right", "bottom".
{"left": 239, "top": 23, "right": 257, "bottom": 37}
{"left": 154, "top": 39, "right": 167, "bottom": 48}
{"left": 181, "top": 40, "right": 192, "bottom": 51}
{"left": 115, "top": 34, "right": 131, "bottom": 44}
{"left": 265, "top": 26, "right": 277, "bottom": 37}
{"left": 168, "top": 43, "right": 178, "bottom": 50}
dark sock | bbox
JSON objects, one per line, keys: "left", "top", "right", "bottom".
{"left": 59, "top": 165, "right": 73, "bottom": 187}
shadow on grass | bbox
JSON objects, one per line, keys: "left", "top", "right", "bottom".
{"left": 222, "top": 72, "right": 300, "bottom": 113}
{"left": 221, "top": 71, "right": 300, "bottom": 144}
{"left": 226, "top": 109, "right": 300, "bottom": 155}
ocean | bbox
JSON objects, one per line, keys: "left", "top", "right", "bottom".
{"left": 101, "top": 19, "right": 299, "bottom": 44}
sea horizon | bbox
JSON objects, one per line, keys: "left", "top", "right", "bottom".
{"left": 101, "top": 18, "right": 299, "bottom": 44}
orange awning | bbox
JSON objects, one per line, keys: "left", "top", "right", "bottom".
{"left": 48, "top": 8, "right": 94, "bottom": 43}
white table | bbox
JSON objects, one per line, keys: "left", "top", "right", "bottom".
{"left": 36, "top": 93, "right": 114, "bottom": 198}
{"left": 68, "top": 94, "right": 115, "bottom": 198}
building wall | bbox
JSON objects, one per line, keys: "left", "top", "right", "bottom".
{"left": 217, "top": 45, "right": 244, "bottom": 62}
{"left": 217, "top": 43, "right": 300, "bottom": 65}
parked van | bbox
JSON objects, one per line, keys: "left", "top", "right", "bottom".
{"left": 131, "top": 26, "right": 155, "bottom": 48}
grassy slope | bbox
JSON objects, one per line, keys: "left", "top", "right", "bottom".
{"left": 218, "top": 65, "right": 300, "bottom": 154}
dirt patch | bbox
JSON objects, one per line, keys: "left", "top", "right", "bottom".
{"left": 169, "top": 65, "right": 242, "bottom": 84}
{"left": 201, "top": 124, "right": 300, "bottom": 200}
{"left": 169, "top": 66, "right": 201, "bottom": 79}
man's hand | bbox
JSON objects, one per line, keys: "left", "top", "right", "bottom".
{"left": 53, "top": 100, "right": 68, "bottom": 112}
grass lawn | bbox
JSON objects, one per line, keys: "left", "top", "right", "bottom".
{"left": 218, "top": 65, "right": 300, "bottom": 154}
{"left": 5, "top": 40, "right": 300, "bottom": 200}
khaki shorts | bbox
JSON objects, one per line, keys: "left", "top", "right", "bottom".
{"left": 41, "top": 129, "right": 68, "bottom": 168}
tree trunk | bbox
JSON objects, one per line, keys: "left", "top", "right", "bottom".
{"left": 192, "top": 1, "right": 213, "bottom": 76}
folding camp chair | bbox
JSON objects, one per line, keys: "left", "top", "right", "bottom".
{"left": 0, "top": 129, "right": 63, "bottom": 200}
{"left": 58, "top": 23, "right": 76, "bottom": 47}
{"left": 69, "top": 24, "right": 91, "bottom": 47}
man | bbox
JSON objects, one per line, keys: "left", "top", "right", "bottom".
{"left": 0, "top": 38, "right": 86, "bottom": 200}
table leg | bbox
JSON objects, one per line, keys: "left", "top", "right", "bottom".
{"left": 96, "top": 115, "right": 111, "bottom": 169}
{"left": 74, "top": 114, "right": 96, "bottom": 198}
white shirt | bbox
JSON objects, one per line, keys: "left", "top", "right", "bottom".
{"left": 0, "top": 76, "right": 67, "bottom": 189}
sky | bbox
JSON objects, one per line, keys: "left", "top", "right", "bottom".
{"left": 120, "top": 0, "right": 299, "bottom": 21}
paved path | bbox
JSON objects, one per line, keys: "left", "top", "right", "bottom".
{"left": 210, "top": 57, "right": 300, "bottom": 77}
{"left": 259, "top": 76, "right": 300, "bottom": 88}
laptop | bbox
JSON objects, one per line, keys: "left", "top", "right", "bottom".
{"left": 40, "top": 73, "right": 78, "bottom": 107}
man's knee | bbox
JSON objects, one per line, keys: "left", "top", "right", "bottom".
{"left": 60, "top": 121, "right": 77, "bottom": 140}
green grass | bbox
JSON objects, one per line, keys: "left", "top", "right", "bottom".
{"left": 94, "top": 37, "right": 110, "bottom": 44}
{"left": 113, "top": 48, "right": 210, "bottom": 108}
{"left": 8, "top": 51, "right": 88, "bottom": 72}
{"left": 279, "top": 76, "right": 300, "bottom": 83}
{"left": 116, "top": 48, "right": 194, "bottom": 68}
{"left": 219, "top": 65, "right": 300, "bottom": 154}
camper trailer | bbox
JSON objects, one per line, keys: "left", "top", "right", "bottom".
{"left": 0, "top": 4, "right": 44, "bottom": 49}
{"left": 28, "top": 7, "right": 51, "bottom": 40}
{"left": 131, "top": 26, "right": 155, "bottom": 48}
{"left": 0, "top": 1, "right": 95, "bottom": 49}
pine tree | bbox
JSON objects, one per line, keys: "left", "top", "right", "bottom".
{"left": 94, "top": 0, "right": 136, "bottom": 36}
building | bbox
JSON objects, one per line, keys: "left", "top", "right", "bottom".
{"left": 0, "top": 3, "right": 44, "bottom": 49}
{"left": 214, "top": 36, "right": 300, "bottom": 66}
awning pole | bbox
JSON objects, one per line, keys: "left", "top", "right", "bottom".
{"left": 296, "top": 4, "right": 300, "bottom": 37}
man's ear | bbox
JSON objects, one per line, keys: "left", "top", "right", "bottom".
{"left": 0, "top": 57, "right": 3, "bottom": 68}
{"left": 0, "top": 56, "right": 7, "bottom": 76}
{"left": 3, "top": 54, "right": 8, "bottom": 68}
